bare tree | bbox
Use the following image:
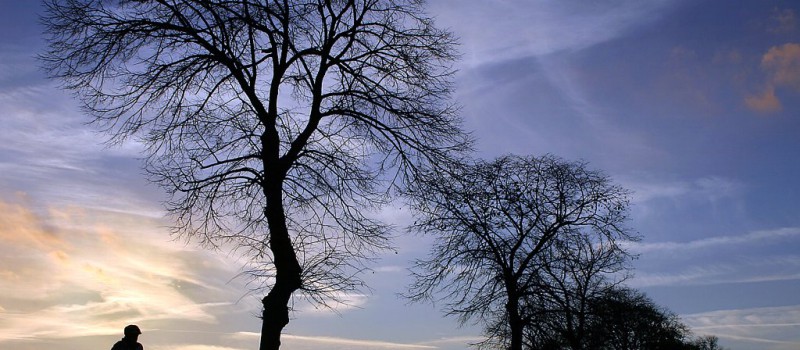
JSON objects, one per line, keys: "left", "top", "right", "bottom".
{"left": 41, "top": 1, "right": 469, "bottom": 349}
{"left": 516, "top": 230, "right": 634, "bottom": 350}
{"left": 404, "top": 155, "right": 635, "bottom": 350}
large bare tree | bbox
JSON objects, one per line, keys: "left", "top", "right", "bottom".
{"left": 404, "top": 155, "right": 635, "bottom": 350}
{"left": 41, "top": 1, "right": 469, "bottom": 349}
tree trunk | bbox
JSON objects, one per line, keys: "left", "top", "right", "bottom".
{"left": 507, "top": 296, "right": 523, "bottom": 350}
{"left": 260, "top": 291, "right": 290, "bottom": 350}
{"left": 258, "top": 180, "right": 302, "bottom": 350}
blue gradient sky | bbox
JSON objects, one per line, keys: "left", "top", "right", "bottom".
{"left": 2, "top": 1, "right": 800, "bottom": 349}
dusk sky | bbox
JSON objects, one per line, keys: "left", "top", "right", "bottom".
{"left": 2, "top": 1, "right": 800, "bottom": 349}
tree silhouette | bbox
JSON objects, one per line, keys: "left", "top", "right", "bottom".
{"left": 688, "top": 335, "right": 728, "bottom": 350}
{"left": 585, "top": 287, "right": 693, "bottom": 350}
{"left": 404, "top": 155, "right": 635, "bottom": 350}
{"left": 517, "top": 232, "right": 634, "bottom": 350}
{"left": 41, "top": 1, "right": 469, "bottom": 349}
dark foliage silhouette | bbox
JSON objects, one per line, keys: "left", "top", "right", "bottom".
{"left": 688, "top": 335, "right": 728, "bottom": 350}
{"left": 41, "top": 1, "right": 469, "bottom": 349}
{"left": 585, "top": 287, "right": 691, "bottom": 350}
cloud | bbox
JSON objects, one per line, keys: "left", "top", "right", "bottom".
{"left": 631, "top": 264, "right": 738, "bottom": 287}
{"left": 624, "top": 176, "right": 743, "bottom": 204}
{"left": 228, "top": 332, "right": 485, "bottom": 350}
{"left": 0, "top": 47, "right": 154, "bottom": 217}
{"left": 427, "top": 0, "right": 679, "bottom": 66}
{"left": 627, "top": 225, "right": 800, "bottom": 287}
{"left": 745, "top": 86, "right": 783, "bottom": 113}
{"left": 746, "top": 43, "right": 800, "bottom": 114}
{"left": 232, "top": 332, "right": 439, "bottom": 350}
{"left": 626, "top": 227, "right": 800, "bottom": 254}
{"left": 682, "top": 305, "right": 800, "bottom": 349}
{"left": 762, "top": 43, "right": 800, "bottom": 89}
{"left": 0, "top": 198, "right": 245, "bottom": 343}
{"left": 632, "top": 254, "right": 800, "bottom": 288}
{"left": 284, "top": 334, "right": 437, "bottom": 349}
{"left": 769, "top": 8, "right": 797, "bottom": 34}
{"left": 294, "top": 292, "right": 370, "bottom": 315}
{"left": 417, "top": 336, "right": 487, "bottom": 347}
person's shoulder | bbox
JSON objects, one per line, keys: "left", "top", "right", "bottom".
{"left": 110, "top": 340, "right": 140, "bottom": 350}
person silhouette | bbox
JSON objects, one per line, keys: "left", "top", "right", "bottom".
{"left": 111, "top": 324, "right": 144, "bottom": 350}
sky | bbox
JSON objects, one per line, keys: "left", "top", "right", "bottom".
{"left": 1, "top": 0, "right": 800, "bottom": 349}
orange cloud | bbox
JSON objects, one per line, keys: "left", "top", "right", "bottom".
{"left": 0, "top": 200, "right": 64, "bottom": 250}
{"left": 745, "top": 86, "right": 782, "bottom": 113}
{"left": 0, "top": 198, "right": 242, "bottom": 344}
{"left": 745, "top": 43, "right": 800, "bottom": 114}
{"left": 762, "top": 43, "right": 800, "bottom": 89}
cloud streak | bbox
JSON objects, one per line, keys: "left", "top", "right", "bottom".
{"left": 626, "top": 227, "right": 800, "bottom": 254}
{"left": 627, "top": 226, "right": 800, "bottom": 288}
{"left": 428, "top": 0, "right": 679, "bottom": 66}
{"left": 0, "top": 198, "right": 245, "bottom": 343}
{"left": 682, "top": 305, "right": 800, "bottom": 349}
{"left": 232, "top": 332, "right": 451, "bottom": 350}
{"left": 624, "top": 176, "right": 743, "bottom": 204}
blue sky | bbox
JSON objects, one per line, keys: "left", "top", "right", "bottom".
{"left": 1, "top": 1, "right": 800, "bottom": 349}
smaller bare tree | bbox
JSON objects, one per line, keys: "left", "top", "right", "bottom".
{"left": 515, "top": 230, "right": 634, "bottom": 350}
{"left": 404, "top": 154, "right": 637, "bottom": 350}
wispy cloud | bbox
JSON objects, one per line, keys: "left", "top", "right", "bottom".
{"left": 232, "top": 332, "right": 441, "bottom": 349}
{"left": 428, "top": 0, "right": 679, "bottom": 66}
{"left": 625, "top": 227, "right": 800, "bottom": 254}
{"left": 769, "top": 8, "right": 798, "bottom": 34}
{"left": 682, "top": 305, "right": 800, "bottom": 349}
{"left": 284, "top": 334, "right": 437, "bottom": 349}
{"left": 627, "top": 225, "right": 800, "bottom": 287}
{"left": 294, "top": 292, "right": 370, "bottom": 315}
{"left": 632, "top": 256, "right": 800, "bottom": 287}
{"left": 417, "top": 336, "right": 486, "bottom": 347}
{"left": 0, "top": 198, "right": 245, "bottom": 343}
{"left": 624, "top": 176, "right": 744, "bottom": 204}
{"left": 0, "top": 49, "right": 153, "bottom": 216}
{"left": 631, "top": 264, "right": 738, "bottom": 287}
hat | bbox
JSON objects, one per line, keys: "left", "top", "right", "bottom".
{"left": 124, "top": 324, "right": 142, "bottom": 336}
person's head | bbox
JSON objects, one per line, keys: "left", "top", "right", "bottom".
{"left": 123, "top": 325, "right": 141, "bottom": 340}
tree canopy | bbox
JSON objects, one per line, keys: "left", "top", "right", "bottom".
{"left": 404, "top": 154, "right": 637, "bottom": 350}
{"left": 42, "top": 0, "right": 470, "bottom": 349}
